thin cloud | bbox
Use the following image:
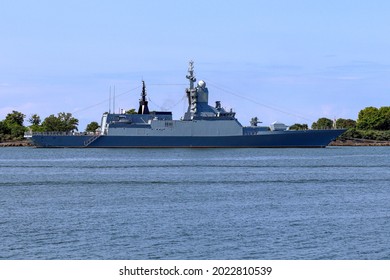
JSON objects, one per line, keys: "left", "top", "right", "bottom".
{"left": 335, "top": 76, "right": 364, "bottom": 81}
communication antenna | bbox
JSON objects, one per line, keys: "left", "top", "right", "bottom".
{"left": 109, "top": 86, "right": 111, "bottom": 113}
{"left": 113, "top": 86, "right": 116, "bottom": 113}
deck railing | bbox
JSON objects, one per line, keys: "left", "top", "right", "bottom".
{"left": 24, "top": 131, "right": 99, "bottom": 137}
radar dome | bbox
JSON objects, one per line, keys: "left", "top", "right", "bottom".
{"left": 198, "top": 80, "right": 206, "bottom": 88}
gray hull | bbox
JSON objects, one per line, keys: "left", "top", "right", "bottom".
{"left": 30, "top": 129, "right": 345, "bottom": 148}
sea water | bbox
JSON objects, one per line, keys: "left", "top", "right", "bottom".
{"left": 0, "top": 147, "right": 389, "bottom": 259}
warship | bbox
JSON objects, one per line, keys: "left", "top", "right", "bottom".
{"left": 26, "top": 61, "right": 345, "bottom": 148}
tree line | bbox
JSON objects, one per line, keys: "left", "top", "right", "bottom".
{"left": 289, "top": 106, "right": 390, "bottom": 141}
{"left": 0, "top": 111, "right": 99, "bottom": 142}
{"left": 0, "top": 106, "right": 389, "bottom": 142}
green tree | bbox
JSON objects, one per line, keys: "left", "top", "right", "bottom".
{"left": 125, "top": 108, "right": 137, "bottom": 114}
{"left": 41, "top": 112, "right": 79, "bottom": 132}
{"left": 6, "top": 123, "right": 26, "bottom": 139}
{"left": 3, "top": 111, "right": 26, "bottom": 139}
{"left": 28, "top": 114, "right": 44, "bottom": 132}
{"left": 86, "top": 121, "right": 100, "bottom": 132}
{"left": 0, "top": 121, "right": 10, "bottom": 141}
{"left": 356, "top": 107, "right": 380, "bottom": 130}
{"left": 41, "top": 114, "right": 62, "bottom": 132}
{"left": 58, "top": 112, "right": 78, "bottom": 131}
{"left": 28, "top": 114, "right": 41, "bottom": 126}
{"left": 311, "top": 117, "right": 333, "bottom": 129}
{"left": 289, "top": 123, "right": 308, "bottom": 130}
{"left": 335, "top": 118, "right": 356, "bottom": 129}
{"left": 5, "top": 111, "right": 25, "bottom": 126}
{"left": 0, "top": 120, "right": 10, "bottom": 134}
{"left": 377, "top": 106, "right": 390, "bottom": 130}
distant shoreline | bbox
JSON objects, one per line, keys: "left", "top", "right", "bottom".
{"left": 1, "top": 139, "right": 389, "bottom": 147}
{"left": 330, "top": 139, "right": 390, "bottom": 146}
{"left": 0, "top": 140, "right": 32, "bottom": 147}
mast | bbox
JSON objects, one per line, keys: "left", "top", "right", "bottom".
{"left": 186, "top": 60, "right": 196, "bottom": 90}
{"left": 109, "top": 86, "right": 111, "bottom": 113}
{"left": 113, "top": 86, "right": 116, "bottom": 114}
{"left": 138, "top": 80, "right": 150, "bottom": 114}
{"left": 185, "top": 60, "right": 198, "bottom": 114}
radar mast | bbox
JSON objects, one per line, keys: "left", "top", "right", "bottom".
{"left": 185, "top": 61, "right": 199, "bottom": 115}
{"left": 138, "top": 81, "right": 150, "bottom": 114}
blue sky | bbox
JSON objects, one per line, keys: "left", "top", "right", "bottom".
{"left": 1, "top": 0, "right": 389, "bottom": 130}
